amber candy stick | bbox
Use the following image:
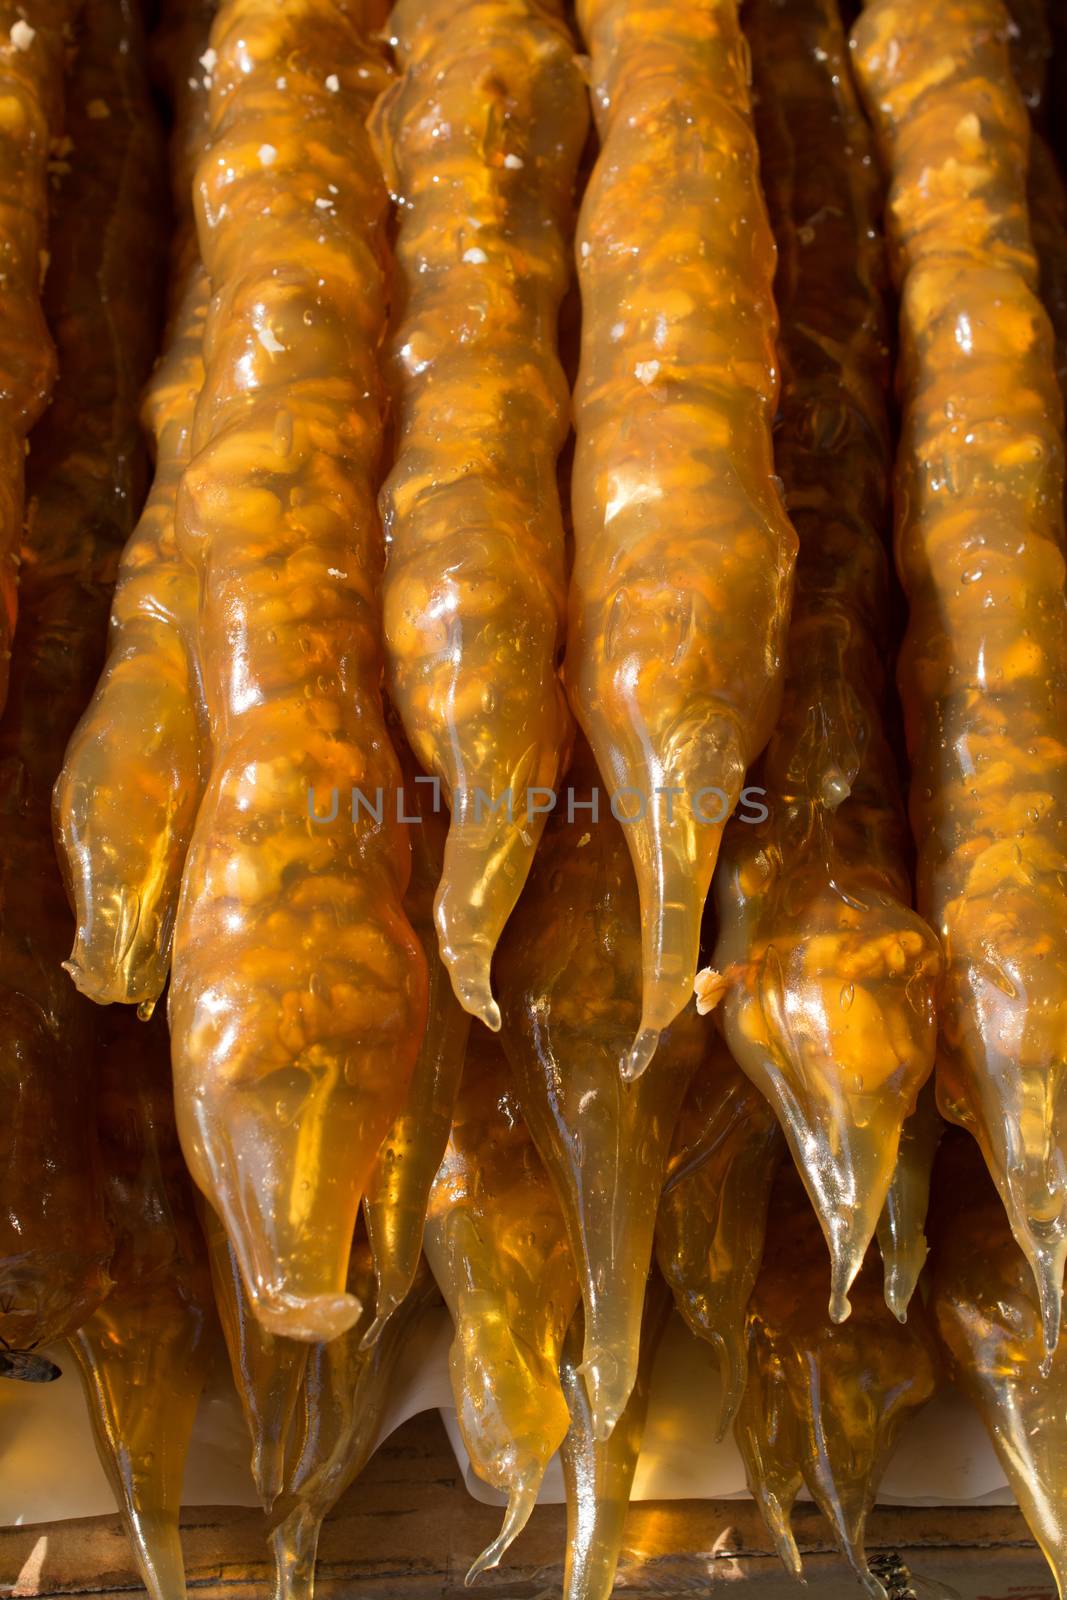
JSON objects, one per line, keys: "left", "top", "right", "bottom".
{"left": 852, "top": 0, "right": 1067, "bottom": 1348}
{"left": 567, "top": 0, "right": 796, "bottom": 1078}
{"left": 932, "top": 1136, "right": 1067, "bottom": 1598}
{"left": 0, "top": 0, "right": 74, "bottom": 712}
{"left": 735, "top": 1174, "right": 938, "bottom": 1597}
{"left": 53, "top": 0, "right": 214, "bottom": 1011}
{"left": 876, "top": 1078, "right": 942, "bottom": 1323}
{"left": 654, "top": 1032, "right": 783, "bottom": 1436}
{"left": 362, "top": 738, "right": 470, "bottom": 1343}
{"left": 169, "top": 0, "right": 427, "bottom": 1343}
{"left": 68, "top": 1010, "right": 216, "bottom": 1600}
{"left": 0, "top": 0, "right": 165, "bottom": 1358}
{"left": 270, "top": 1237, "right": 437, "bottom": 1600}
{"left": 424, "top": 1024, "right": 579, "bottom": 1580}
{"left": 559, "top": 1275, "right": 671, "bottom": 1600}
{"left": 710, "top": 0, "right": 941, "bottom": 1323}
{"left": 496, "top": 738, "right": 707, "bottom": 1442}
{"left": 368, "top": 0, "right": 586, "bottom": 1030}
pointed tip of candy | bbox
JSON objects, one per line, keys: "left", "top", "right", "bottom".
{"left": 358, "top": 1306, "right": 395, "bottom": 1352}
{"left": 1033, "top": 1244, "right": 1065, "bottom": 1358}
{"left": 250, "top": 1443, "right": 287, "bottom": 1512}
{"left": 443, "top": 947, "right": 501, "bottom": 1032}
{"left": 711, "top": 1333, "right": 748, "bottom": 1441}
{"left": 578, "top": 1352, "right": 628, "bottom": 1442}
{"left": 251, "top": 1287, "right": 362, "bottom": 1344}
{"left": 621, "top": 1026, "right": 660, "bottom": 1082}
{"left": 464, "top": 1472, "right": 540, "bottom": 1585}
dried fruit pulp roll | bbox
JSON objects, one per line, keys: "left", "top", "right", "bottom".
{"left": 567, "top": 0, "right": 796, "bottom": 1080}
{"left": 53, "top": 2, "right": 215, "bottom": 1011}
{"left": 852, "top": 0, "right": 1067, "bottom": 1348}
{"left": 559, "top": 1277, "right": 671, "bottom": 1600}
{"left": 654, "top": 1032, "right": 782, "bottom": 1436}
{"left": 932, "top": 1136, "right": 1067, "bottom": 1598}
{"left": 362, "top": 731, "right": 470, "bottom": 1342}
{"left": 369, "top": 0, "right": 587, "bottom": 1031}
{"left": 424, "top": 1023, "right": 580, "bottom": 1581}
{"left": 169, "top": 0, "right": 428, "bottom": 1344}
{"left": 0, "top": 0, "right": 166, "bottom": 1354}
{"left": 735, "top": 1172, "right": 938, "bottom": 1598}
{"left": 68, "top": 1010, "right": 216, "bottom": 1600}
{"left": 271, "top": 1242, "right": 436, "bottom": 1600}
{"left": 0, "top": 1, "right": 73, "bottom": 712}
{"left": 711, "top": 0, "right": 942, "bottom": 1324}
{"left": 496, "top": 736, "right": 707, "bottom": 1441}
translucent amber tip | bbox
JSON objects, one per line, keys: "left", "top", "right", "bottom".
{"left": 251, "top": 1443, "right": 287, "bottom": 1511}
{"left": 578, "top": 1353, "right": 628, "bottom": 1442}
{"left": 621, "top": 1027, "right": 660, "bottom": 1082}
{"left": 443, "top": 949, "right": 502, "bottom": 1031}
{"left": 251, "top": 1287, "right": 362, "bottom": 1343}
{"left": 358, "top": 1305, "right": 396, "bottom": 1352}
{"left": 464, "top": 1472, "right": 540, "bottom": 1585}
{"left": 1032, "top": 1242, "right": 1065, "bottom": 1357}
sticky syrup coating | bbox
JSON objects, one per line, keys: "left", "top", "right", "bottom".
{"left": 852, "top": 0, "right": 1067, "bottom": 1348}
{"left": 0, "top": 0, "right": 166, "bottom": 1355}
{"left": 54, "top": 0, "right": 215, "bottom": 1010}
{"left": 497, "top": 739, "right": 708, "bottom": 1443}
{"left": 168, "top": 0, "right": 428, "bottom": 1343}
{"left": 735, "top": 1176, "right": 938, "bottom": 1598}
{"left": 424, "top": 1024, "right": 580, "bottom": 1581}
{"left": 714, "top": 0, "right": 942, "bottom": 1324}
{"left": 567, "top": 0, "right": 796, "bottom": 1077}
{"left": 370, "top": 0, "right": 587, "bottom": 1030}
{"left": 655, "top": 1031, "right": 782, "bottom": 1436}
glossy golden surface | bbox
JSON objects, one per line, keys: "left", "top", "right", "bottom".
{"left": 559, "top": 1277, "right": 670, "bottom": 1600}
{"left": 54, "top": 1, "right": 214, "bottom": 1010}
{"left": 370, "top": 0, "right": 586, "bottom": 1031}
{"left": 712, "top": 0, "right": 942, "bottom": 1324}
{"left": 655, "top": 1033, "right": 782, "bottom": 1434}
{"left": 497, "top": 740, "right": 707, "bottom": 1441}
{"left": 933, "top": 1139, "right": 1067, "bottom": 1599}
{"left": 425, "top": 1025, "right": 579, "bottom": 1579}
{"left": 0, "top": 0, "right": 71, "bottom": 711}
{"left": 876, "top": 1077, "right": 942, "bottom": 1323}
{"left": 68, "top": 1011, "right": 215, "bottom": 1600}
{"left": 853, "top": 0, "right": 1067, "bottom": 1347}
{"left": 0, "top": 0, "right": 164, "bottom": 1356}
{"left": 567, "top": 0, "right": 796, "bottom": 1077}
{"left": 169, "top": 0, "right": 427, "bottom": 1343}
{"left": 735, "top": 1177, "right": 938, "bottom": 1597}
{"left": 363, "top": 737, "right": 470, "bottom": 1341}
{"left": 201, "top": 1200, "right": 309, "bottom": 1511}
{"left": 271, "top": 1236, "right": 436, "bottom": 1600}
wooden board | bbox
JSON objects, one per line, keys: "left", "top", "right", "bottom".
{"left": 0, "top": 1412, "right": 1054, "bottom": 1598}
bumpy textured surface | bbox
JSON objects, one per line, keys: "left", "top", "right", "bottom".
{"left": 0, "top": 0, "right": 72, "bottom": 710}
{"left": 68, "top": 1011, "right": 215, "bottom": 1600}
{"left": 933, "top": 1138, "right": 1067, "bottom": 1599}
{"left": 853, "top": 0, "right": 1067, "bottom": 1348}
{"left": 362, "top": 735, "right": 470, "bottom": 1342}
{"left": 568, "top": 0, "right": 796, "bottom": 1078}
{"left": 655, "top": 1033, "right": 782, "bottom": 1435}
{"left": 271, "top": 1237, "right": 436, "bottom": 1600}
{"left": 713, "top": 0, "right": 942, "bottom": 1325}
{"left": 54, "top": 0, "right": 214, "bottom": 1009}
{"left": 201, "top": 1200, "right": 309, "bottom": 1511}
{"left": 559, "top": 1278, "right": 671, "bottom": 1600}
{"left": 169, "top": 0, "right": 428, "bottom": 1343}
{"left": 497, "top": 739, "right": 708, "bottom": 1442}
{"left": 370, "top": 0, "right": 587, "bottom": 1030}
{"left": 0, "top": 0, "right": 165, "bottom": 1357}
{"left": 424, "top": 1025, "right": 579, "bottom": 1580}
{"left": 735, "top": 1176, "right": 938, "bottom": 1597}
